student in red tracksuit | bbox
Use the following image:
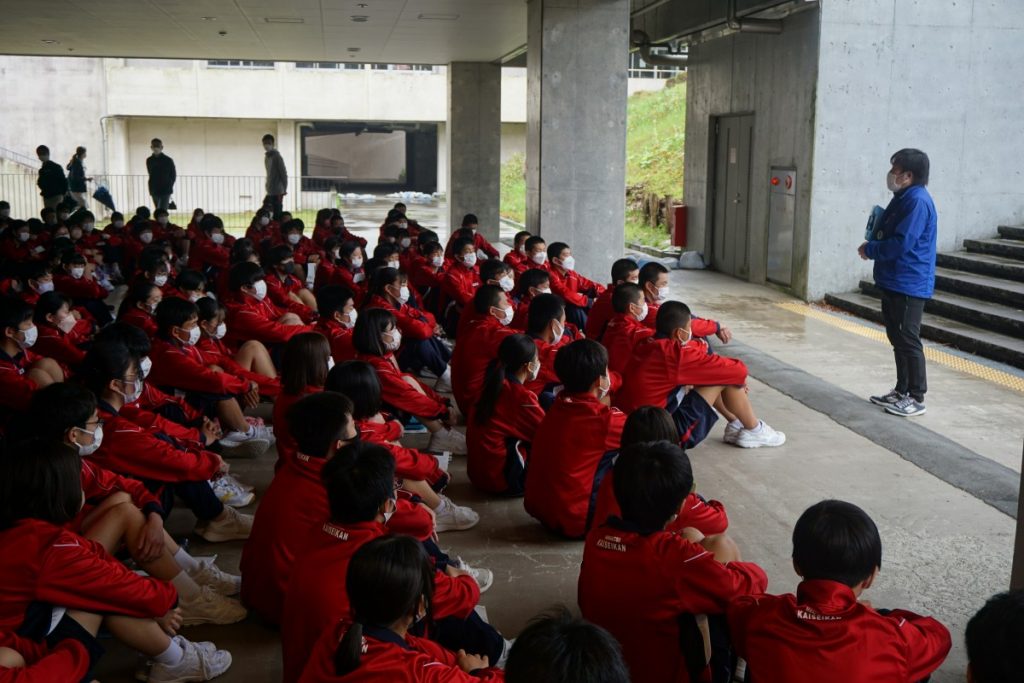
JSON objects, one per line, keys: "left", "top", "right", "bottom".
{"left": 636, "top": 262, "right": 731, "bottom": 344}
{"left": 523, "top": 339, "right": 624, "bottom": 538}
{"left": 451, "top": 285, "right": 517, "bottom": 411}
{"left": 615, "top": 301, "right": 786, "bottom": 450}
{"left": 585, "top": 258, "right": 639, "bottom": 342}
{"left": 322, "top": 241, "right": 368, "bottom": 303}
{"left": 224, "top": 262, "right": 313, "bottom": 348}
{"left": 503, "top": 230, "right": 533, "bottom": 278}
{"left": 244, "top": 209, "right": 277, "bottom": 248}
{"left": 195, "top": 297, "right": 280, "bottom": 398}
{"left": 53, "top": 251, "right": 112, "bottom": 326}
{"left": 187, "top": 214, "right": 233, "bottom": 279}
{"left": 325, "top": 361, "right": 479, "bottom": 533}
{"left": 311, "top": 208, "right": 335, "bottom": 248}
{"left": 601, "top": 283, "right": 654, "bottom": 375}
{"left": 510, "top": 269, "right": 551, "bottom": 331}
{"left": 479, "top": 258, "right": 516, "bottom": 298}
{"left": 409, "top": 240, "right": 447, "bottom": 298}
{"left": 590, "top": 406, "right": 728, "bottom": 537}
{"left": 467, "top": 334, "right": 544, "bottom": 496}
{"left": 544, "top": 241, "right": 604, "bottom": 330}
{"left": 0, "top": 438, "right": 232, "bottom": 683}
{"left": 728, "top": 500, "right": 951, "bottom": 683}
{"left": 282, "top": 443, "right": 495, "bottom": 683}
{"left": 265, "top": 244, "right": 318, "bottom": 322}
{"left": 314, "top": 285, "right": 358, "bottom": 363}
{"left": 0, "top": 298, "right": 64, "bottom": 412}
{"left": 281, "top": 219, "right": 324, "bottom": 269}
{"left": 298, "top": 535, "right": 503, "bottom": 683}
{"left": 444, "top": 214, "right": 500, "bottom": 260}
{"left": 150, "top": 298, "right": 273, "bottom": 451}
{"left": 316, "top": 210, "right": 366, "bottom": 249}
{"left": 440, "top": 237, "right": 482, "bottom": 333}
{"left": 522, "top": 294, "right": 576, "bottom": 402}
{"left": 0, "top": 635, "right": 91, "bottom": 683}
{"left": 31, "top": 291, "right": 92, "bottom": 370}
{"left": 116, "top": 281, "right": 162, "bottom": 338}
{"left": 0, "top": 224, "right": 46, "bottom": 263}
{"left": 272, "top": 332, "right": 329, "bottom": 470}
{"left": 353, "top": 307, "right": 466, "bottom": 454}
{"left": 578, "top": 441, "right": 768, "bottom": 683}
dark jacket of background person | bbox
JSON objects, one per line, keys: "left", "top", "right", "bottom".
{"left": 265, "top": 149, "right": 288, "bottom": 196}
{"left": 37, "top": 160, "right": 67, "bottom": 198}
{"left": 66, "top": 156, "right": 86, "bottom": 192}
{"left": 146, "top": 152, "right": 177, "bottom": 196}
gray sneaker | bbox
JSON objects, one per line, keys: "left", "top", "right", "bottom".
{"left": 869, "top": 389, "right": 903, "bottom": 406}
{"left": 885, "top": 395, "right": 926, "bottom": 417}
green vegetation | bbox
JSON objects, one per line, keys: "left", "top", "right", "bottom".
{"left": 498, "top": 77, "right": 686, "bottom": 247}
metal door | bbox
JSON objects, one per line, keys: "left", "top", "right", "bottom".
{"left": 711, "top": 115, "right": 754, "bottom": 278}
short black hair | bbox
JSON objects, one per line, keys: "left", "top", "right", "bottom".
{"left": 547, "top": 241, "right": 570, "bottom": 261}
{"left": 29, "top": 383, "right": 96, "bottom": 439}
{"left": 639, "top": 261, "right": 668, "bottom": 286}
{"left": 0, "top": 438, "right": 83, "bottom": 530}
{"left": 287, "top": 391, "right": 354, "bottom": 459}
{"left": 352, "top": 307, "right": 396, "bottom": 358}
{"left": 792, "top": 500, "right": 882, "bottom": 587}
{"left": 966, "top": 590, "right": 1024, "bottom": 683}
{"left": 621, "top": 406, "right": 678, "bottom": 447}
{"left": 610, "top": 258, "right": 639, "bottom": 284}
{"left": 513, "top": 230, "right": 532, "bottom": 245}
{"left": 230, "top": 237, "right": 257, "bottom": 265}
{"left": 525, "top": 236, "right": 546, "bottom": 252}
{"left": 316, "top": 284, "right": 355, "bottom": 318}
{"left": 891, "top": 148, "right": 930, "bottom": 186}
{"left": 228, "top": 262, "right": 265, "bottom": 291}
{"left": 0, "top": 296, "right": 33, "bottom": 334}
{"left": 262, "top": 133, "right": 275, "bottom": 144}
{"left": 322, "top": 441, "right": 395, "bottom": 524}
{"left": 175, "top": 269, "right": 206, "bottom": 294}
{"left": 613, "top": 441, "right": 692, "bottom": 531}
{"left": 554, "top": 339, "right": 607, "bottom": 393}
{"left": 195, "top": 296, "right": 222, "bottom": 323}
{"left": 527, "top": 293, "right": 565, "bottom": 336}
{"left": 267, "top": 243, "right": 294, "bottom": 268}
{"left": 78, "top": 340, "right": 137, "bottom": 395}
{"left": 325, "top": 361, "right": 381, "bottom": 420}
{"left": 517, "top": 268, "right": 550, "bottom": 296}
{"left": 32, "top": 291, "right": 71, "bottom": 326}
{"left": 94, "top": 322, "right": 151, "bottom": 360}
{"left": 36, "top": 145, "right": 50, "bottom": 155}
{"left": 155, "top": 297, "right": 198, "bottom": 339}
{"left": 480, "top": 258, "right": 511, "bottom": 284}
{"left": 611, "top": 283, "right": 642, "bottom": 313}
{"left": 151, "top": 138, "right": 162, "bottom": 146}
{"left": 473, "top": 284, "right": 505, "bottom": 315}
{"left": 451, "top": 236, "right": 475, "bottom": 256}
{"left": 655, "top": 300, "right": 691, "bottom": 337}
{"left": 506, "top": 607, "right": 629, "bottom": 683}
{"left": 461, "top": 213, "right": 478, "bottom": 226}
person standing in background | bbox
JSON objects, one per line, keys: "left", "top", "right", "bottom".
{"left": 36, "top": 145, "right": 68, "bottom": 210}
{"left": 65, "top": 146, "right": 91, "bottom": 210}
{"left": 146, "top": 138, "right": 177, "bottom": 211}
{"left": 262, "top": 134, "right": 287, "bottom": 221}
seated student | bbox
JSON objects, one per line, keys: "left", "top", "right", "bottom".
{"left": 241, "top": 392, "right": 362, "bottom": 625}
{"left": 78, "top": 341, "right": 253, "bottom": 543}
{"left": 372, "top": 242, "right": 403, "bottom": 276}
{"left": 298, "top": 535, "right": 503, "bottom": 683}
{"left": 544, "top": 241, "right": 604, "bottom": 329}
{"left": 365, "top": 266, "right": 452, "bottom": 389}
{"left": 224, "top": 261, "right": 313, "bottom": 348}
{"left": 122, "top": 219, "right": 155, "bottom": 275}
{"left": 281, "top": 218, "right": 323, "bottom": 270}
{"left": 615, "top": 302, "right": 785, "bottom": 449}
{"left": 53, "top": 251, "right": 112, "bottom": 325}
{"left": 510, "top": 268, "right": 551, "bottom": 331}
{"left": 282, "top": 443, "right": 495, "bottom": 683}
{"left": 16, "top": 261, "right": 57, "bottom": 306}
{"left": 408, "top": 238, "right": 447, "bottom": 304}
{"left": 314, "top": 285, "right": 358, "bottom": 364}
{"left": 480, "top": 258, "right": 515, "bottom": 296}
{"left": 444, "top": 213, "right": 500, "bottom": 261}
{"left": 579, "top": 441, "right": 768, "bottom": 683}
{"left": 32, "top": 291, "right": 93, "bottom": 369}
{"left": 503, "top": 230, "right": 533, "bottom": 277}
{"left": 272, "top": 332, "right": 329, "bottom": 469}
{"left": 174, "top": 268, "right": 210, "bottom": 303}
{"left": 194, "top": 296, "right": 280, "bottom": 396}
{"left": 637, "top": 262, "right": 731, "bottom": 342}
{"left": 135, "top": 247, "right": 175, "bottom": 297}
{"left": 728, "top": 500, "right": 951, "bottom": 683}
{"left": 467, "top": 334, "right": 545, "bottom": 496}
{"left": 149, "top": 297, "right": 273, "bottom": 452}
{"left": 0, "top": 438, "right": 232, "bottom": 683}
{"left": 311, "top": 208, "right": 335, "bottom": 248}
{"left": 505, "top": 607, "right": 629, "bottom": 683}
{"left": 590, "top": 406, "right": 729, "bottom": 537}
{"left": 451, "top": 285, "right": 517, "bottom": 409}
{"left": 523, "top": 293, "right": 573, "bottom": 400}
{"left": 1, "top": 221, "right": 46, "bottom": 263}
{"left": 966, "top": 590, "right": 1024, "bottom": 683}
{"left": 523, "top": 339, "right": 624, "bottom": 538}
{"left": 245, "top": 208, "right": 277, "bottom": 248}
{"left": 322, "top": 240, "right": 367, "bottom": 301}
{"left": 0, "top": 297, "right": 64, "bottom": 412}
{"left": 28, "top": 383, "right": 246, "bottom": 625}
{"left": 187, "top": 214, "right": 233, "bottom": 280}
{"left": 440, "top": 237, "right": 482, "bottom": 332}
{"left": 601, "top": 283, "right": 653, "bottom": 375}
{"left": 353, "top": 308, "right": 465, "bottom": 454}
{"left": 265, "top": 244, "right": 318, "bottom": 322}
{"left": 325, "top": 361, "right": 478, "bottom": 532}
{"left": 0, "top": 634, "right": 91, "bottom": 682}
{"left": 331, "top": 210, "right": 367, "bottom": 249}
{"left": 585, "top": 258, "right": 639, "bottom": 341}
{"left": 117, "top": 280, "right": 162, "bottom": 338}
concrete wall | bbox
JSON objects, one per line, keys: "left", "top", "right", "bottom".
{"left": 501, "top": 123, "right": 527, "bottom": 163}
{"left": 683, "top": 9, "right": 820, "bottom": 296}
{"left": 808, "top": 0, "right": 1024, "bottom": 299}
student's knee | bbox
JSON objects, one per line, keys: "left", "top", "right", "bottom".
{"left": 240, "top": 340, "right": 268, "bottom": 355}
{"left": 34, "top": 358, "right": 65, "bottom": 382}
{"left": 0, "top": 646, "right": 26, "bottom": 669}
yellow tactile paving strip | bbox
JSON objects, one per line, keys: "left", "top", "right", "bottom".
{"left": 775, "top": 301, "right": 1024, "bottom": 394}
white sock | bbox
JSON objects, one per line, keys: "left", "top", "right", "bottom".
{"left": 750, "top": 421, "right": 765, "bottom": 433}
{"left": 173, "top": 547, "right": 200, "bottom": 572}
{"left": 435, "top": 497, "right": 449, "bottom": 514}
{"left": 154, "top": 637, "right": 184, "bottom": 666}
{"left": 728, "top": 419, "right": 743, "bottom": 430}
{"left": 171, "top": 571, "right": 201, "bottom": 600}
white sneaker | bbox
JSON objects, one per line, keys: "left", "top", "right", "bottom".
{"left": 220, "top": 473, "right": 254, "bottom": 492}
{"left": 188, "top": 558, "right": 241, "bottom": 596}
{"left": 455, "top": 557, "right": 493, "bottom": 593}
{"left": 722, "top": 421, "right": 742, "bottom": 445}
{"left": 194, "top": 506, "right": 253, "bottom": 543}
{"left": 147, "top": 636, "right": 231, "bottom": 683}
{"left": 419, "top": 367, "right": 439, "bottom": 380}
{"left": 222, "top": 424, "right": 274, "bottom": 445}
{"left": 210, "top": 478, "right": 254, "bottom": 508}
{"left": 179, "top": 585, "right": 247, "bottom": 626}
{"left": 433, "top": 496, "right": 479, "bottom": 532}
{"left": 429, "top": 427, "right": 467, "bottom": 455}
{"left": 218, "top": 438, "right": 269, "bottom": 459}
{"left": 433, "top": 366, "right": 453, "bottom": 394}
{"left": 497, "top": 638, "right": 514, "bottom": 669}
{"left": 734, "top": 421, "right": 786, "bottom": 449}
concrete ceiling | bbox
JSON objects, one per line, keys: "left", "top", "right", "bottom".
{"left": 0, "top": 0, "right": 528, "bottom": 65}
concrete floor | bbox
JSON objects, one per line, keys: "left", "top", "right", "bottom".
{"left": 94, "top": 268, "right": 1022, "bottom": 682}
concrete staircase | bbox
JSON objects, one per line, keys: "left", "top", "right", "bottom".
{"left": 825, "top": 225, "right": 1024, "bottom": 370}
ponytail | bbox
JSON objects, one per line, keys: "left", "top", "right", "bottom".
{"left": 334, "top": 621, "right": 364, "bottom": 676}
{"left": 475, "top": 358, "right": 506, "bottom": 424}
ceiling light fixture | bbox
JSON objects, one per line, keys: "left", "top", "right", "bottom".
{"left": 264, "top": 17, "right": 304, "bottom": 24}
{"left": 417, "top": 13, "right": 459, "bottom": 20}
{"left": 201, "top": 16, "right": 217, "bottom": 21}
{"left": 347, "top": 47, "right": 361, "bottom": 52}
{"left": 40, "top": 39, "right": 59, "bottom": 45}
{"left": 350, "top": 15, "right": 369, "bottom": 22}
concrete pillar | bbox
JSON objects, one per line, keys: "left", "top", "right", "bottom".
{"left": 526, "top": 0, "right": 629, "bottom": 282}
{"left": 447, "top": 62, "right": 501, "bottom": 243}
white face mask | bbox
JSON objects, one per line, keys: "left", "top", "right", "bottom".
{"left": 400, "top": 238, "right": 412, "bottom": 248}
{"left": 118, "top": 377, "right": 144, "bottom": 404}
{"left": 70, "top": 267, "right": 85, "bottom": 280}
{"left": 382, "top": 498, "right": 396, "bottom": 525}
{"left": 113, "top": 220, "right": 124, "bottom": 229}
{"left": 535, "top": 287, "right": 552, "bottom": 296}
{"left": 83, "top": 223, "right": 94, "bottom": 232}
{"left": 341, "top": 308, "right": 357, "bottom": 329}
{"left": 560, "top": 255, "right": 576, "bottom": 272}
{"left": 139, "top": 232, "right": 154, "bottom": 244}
{"left": 528, "top": 359, "right": 541, "bottom": 381}
{"left": 397, "top": 286, "right": 410, "bottom": 304}
{"left": 57, "top": 314, "right": 77, "bottom": 334}
{"left": 531, "top": 252, "right": 547, "bottom": 265}
{"left": 140, "top": 356, "right": 153, "bottom": 378}
{"left": 656, "top": 285, "right": 670, "bottom": 303}
{"left": 431, "top": 255, "right": 444, "bottom": 268}
{"left": 886, "top": 171, "right": 905, "bottom": 193}
{"left": 17, "top": 232, "right": 31, "bottom": 243}
{"left": 462, "top": 252, "right": 477, "bottom": 268}
{"left": 75, "top": 425, "right": 104, "bottom": 457}
{"left": 264, "top": 143, "right": 274, "bottom": 152}
{"left": 518, "top": 244, "right": 527, "bottom": 255}
{"left": 215, "top": 322, "right": 227, "bottom": 339}
{"left": 251, "top": 280, "right": 268, "bottom": 300}
{"left": 287, "top": 233, "right": 301, "bottom": 245}
{"left": 70, "top": 229, "right": 83, "bottom": 240}
{"left": 260, "top": 216, "right": 270, "bottom": 226}
{"left": 597, "top": 373, "right": 611, "bottom": 399}
{"left": 181, "top": 325, "right": 201, "bottom": 346}
{"left": 351, "top": 256, "right": 364, "bottom": 268}
{"left": 497, "top": 305, "right": 514, "bottom": 326}
{"left": 498, "top": 275, "right": 514, "bottom": 292}
{"left": 35, "top": 280, "right": 54, "bottom": 294}
{"left": 188, "top": 291, "right": 202, "bottom": 303}
{"left": 153, "top": 274, "right": 168, "bottom": 287}
{"left": 331, "top": 249, "right": 341, "bottom": 261}
{"left": 677, "top": 328, "right": 693, "bottom": 345}
{"left": 383, "top": 328, "right": 402, "bottom": 351}
{"left": 551, "top": 321, "right": 564, "bottom": 345}
{"left": 157, "top": 217, "right": 169, "bottom": 226}
{"left": 387, "top": 260, "right": 401, "bottom": 270}
{"left": 327, "top": 357, "right": 336, "bottom": 372}
{"left": 152, "top": 148, "right": 162, "bottom": 155}
{"left": 635, "top": 301, "right": 649, "bottom": 322}
{"left": 18, "top": 325, "right": 38, "bottom": 349}
{"left": 210, "top": 233, "right": 225, "bottom": 245}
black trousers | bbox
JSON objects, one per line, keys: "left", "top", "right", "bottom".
{"left": 879, "top": 288, "right": 927, "bottom": 401}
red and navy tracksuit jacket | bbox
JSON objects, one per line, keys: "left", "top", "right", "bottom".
{"left": 590, "top": 473, "right": 728, "bottom": 537}
{"left": 466, "top": 379, "right": 544, "bottom": 495}
{"left": 357, "top": 353, "right": 448, "bottom": 420}
{"left": 601, "top": 312, "right": 655, "bottom": 375}
{"left": 450, "top": 314, "right": 516, "bottom": 411}
{"left": 584, "top": 282, "right": 618, "bottom": 341}
{"left": 314, "top": 319, "right": 356, "bottom": 365}
{"left": 223, "top": 293, "right": 313, "bottom": 347}
{"left": 148, "top": 338, "right": 251, "bottom": 397}
{"left": 357, "top": 418, "right": 446, "bottom": 487}
{"left": 545, "top": 265, "right": 603, "bottom": 309}
{"left": 0, "top": 635, "right": 90, "bottom": 683}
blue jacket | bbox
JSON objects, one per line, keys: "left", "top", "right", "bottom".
{"left": 865, "top": 184, "right": 937, "bottom": 298}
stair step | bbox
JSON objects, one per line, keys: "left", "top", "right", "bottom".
{"left": 997, "top": 225, "right": 1024, "bottom": 241}
{"left": 933, "top": 267, "right": 1024, "bottom": 308}
{"left": 824, "top": 291, "right": 1024, "bottom": 370}
{"left": 858, "top": 280, "right": 1024, "bottom": 338}
{"left": 936, "top": 251, "right": 1024, "bottom": 282}
{"left": 964, "top": 238, "right": 1024, "bottom": 260}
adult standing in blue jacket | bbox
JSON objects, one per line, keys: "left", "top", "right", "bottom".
{"left": 859, "top": 148, "right": 936, "bottom": 417}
